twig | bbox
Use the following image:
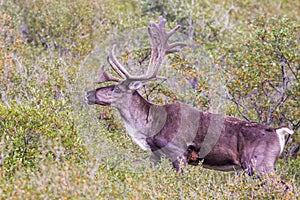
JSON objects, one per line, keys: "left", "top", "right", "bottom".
{"left": 227, "top": 93, "right": 250, "bottom": 121}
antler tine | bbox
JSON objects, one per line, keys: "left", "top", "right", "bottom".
{"left": 108, "top": 45, "right": 132, "bottom": 79}
{"left": 141, "top": 17, "right": 186, "bottom": 81}
{"left": 145, "top": 26, "right": 159, "bottom": 77}
{"left": 96, "top": 65, "right": 122, "bottom": 83}
{"left": 107, "top": 56, "right": 126, "bottom": 80}
{"left": 166, "top": 42, "right": 187, "bottom": 54}
{"left": 158, "top": 16, "right": 167, "bottom": 28}
{"left": 167, "top": 25, "right": 181, "bottom": 39}
{"left": 166, "top": 25, "right": 187, "bottom": 54}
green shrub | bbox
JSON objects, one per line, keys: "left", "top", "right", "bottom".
{"left": 0, "top": 98, "right": 86, "bottom": 178}
{"left": 219, "top": 16, "right": 299, "bottom": 127}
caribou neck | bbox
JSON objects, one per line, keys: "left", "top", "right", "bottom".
{"left": 116, "top": 91, "right": 154, "bottom": 132}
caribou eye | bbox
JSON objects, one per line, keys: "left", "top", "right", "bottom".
{"left": 113, "top": 86, "right": 122, "bottom": 93}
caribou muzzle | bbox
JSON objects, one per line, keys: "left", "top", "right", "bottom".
{"left": 85, "top": 90, "right": 97, "bottom": 105}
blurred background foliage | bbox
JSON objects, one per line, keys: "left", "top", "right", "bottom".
{"left": 0, "top": 0, "right": 299, "bottom": 199}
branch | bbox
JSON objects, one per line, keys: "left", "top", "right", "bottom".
{"left": 227, "top": 93, "right": 250, "bottom": 121}
{"left": 143, "top": 79, "right": 166, "bottom": 101}
{"left": 278, "top": 47, "right": 298, "bottom": 80}
{"left": 267, "top": 81, "right": 282, "bottom": 95}
{"left": 281, "top": 113, "right": 300, "bottom": 131}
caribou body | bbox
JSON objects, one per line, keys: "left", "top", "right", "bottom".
{"left": 86, "top": 17, "right": 294, "bottom": 174}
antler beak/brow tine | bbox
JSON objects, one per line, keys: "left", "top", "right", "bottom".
{"left": 96, "top": 65, "right": 121, "bottom": 83}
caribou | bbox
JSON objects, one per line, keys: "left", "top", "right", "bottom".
{"left": 86, "top": 17, "right": 294, "bottom": 175}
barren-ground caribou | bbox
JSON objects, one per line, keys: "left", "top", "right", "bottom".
{"left": 86, "top": 17, "right": 294, "bottom": 175}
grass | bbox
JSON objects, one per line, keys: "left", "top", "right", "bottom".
{"left": 1, "top": 129, "right": 299, "bottom": 199}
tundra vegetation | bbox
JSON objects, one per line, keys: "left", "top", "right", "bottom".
{"left": 0, "top": 0, "right": 299, "bottom": 199}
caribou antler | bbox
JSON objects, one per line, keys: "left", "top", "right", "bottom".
{"left": 145, "top": 16, "right": 186, "bottom": 80}
{"left": 96, "top": 65, "right": 121, "bottom": 83}
{"left": 108, "top": 45, "right": 130, "bottom": 79}
{"left": 103, "top": 16, "right": 186, "bottom": 83}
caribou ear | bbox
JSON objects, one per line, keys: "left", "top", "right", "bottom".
{"left": 128, "top": 81, "right": 143, "bottom": 90}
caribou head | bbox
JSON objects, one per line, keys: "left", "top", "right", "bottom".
{"left": 86, "top": 16, "right": 185, "bottom": 108}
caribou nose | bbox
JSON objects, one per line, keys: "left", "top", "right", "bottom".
{"left": 85, "top": 90, "right": 96, "bottom": 105}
